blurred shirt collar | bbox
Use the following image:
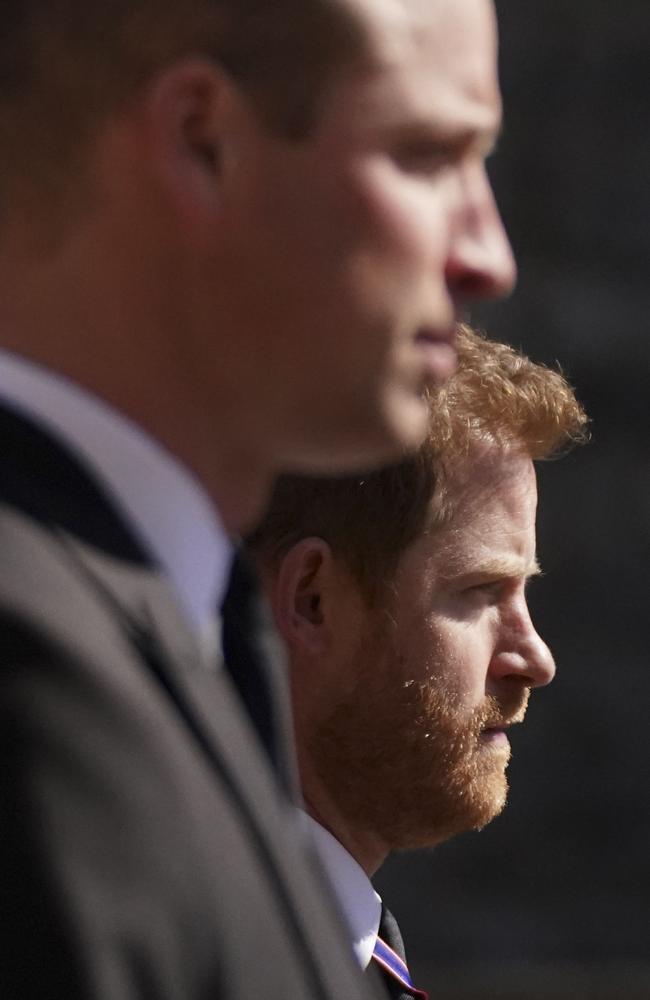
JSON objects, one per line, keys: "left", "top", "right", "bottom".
{"left": 0, "top": 348, "right": 232, "bottom": 634}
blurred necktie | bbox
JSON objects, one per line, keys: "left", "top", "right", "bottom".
{"left": 372, "top": 905, "right": 429, "bottom": 1000}
{"left": 220, "top": 548, "right": 295, "bottom": 796}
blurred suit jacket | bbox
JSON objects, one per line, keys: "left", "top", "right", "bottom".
{"left": 0, "top": 404, "right": 382, "bottom": 1000}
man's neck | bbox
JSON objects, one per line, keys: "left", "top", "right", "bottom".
{"left": 0, "top": 210, "right": 276, "bottom": 537}
{"left": 303, "top": 792, "right": 389, "bottom": 877}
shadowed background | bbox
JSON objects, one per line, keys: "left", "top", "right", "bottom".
{"left": 374, "top": 3, "right": 650, "bottom": 997}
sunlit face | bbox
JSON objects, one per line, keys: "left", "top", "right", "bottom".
{"left": 303, "top": 449, "right": 555, "bottom": 853}
{"left": 211, "top": 0, "right": 515, "bottom": 472}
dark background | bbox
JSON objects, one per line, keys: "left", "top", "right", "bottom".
{"left": 374, "top": 3, "right": 650, "bottom": 997}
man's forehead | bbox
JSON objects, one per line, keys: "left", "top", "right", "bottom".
{"left": 344, "top": 0, "right": 502, "bottom": 136}
{"left": 417, "top": 517, "right": 540, "bottom": 586}
{"left": 414, "top": 451, "right": 539, "bottom": 577}
{"left": 352, "top": 0, "right": 497, "bottom": 59}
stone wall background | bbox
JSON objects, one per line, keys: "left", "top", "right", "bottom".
{"left": 374, "top": 4, "right": 650, "bottom": 996}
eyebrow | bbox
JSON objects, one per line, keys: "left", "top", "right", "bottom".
{"left": 389, "top": 118, "right": 502, "bottom": 157}
{"left": 478, "top": 556, "right": 541, "bottom": 578}
{"left": 442, "top": 555, "right": 542, "bottom": 584}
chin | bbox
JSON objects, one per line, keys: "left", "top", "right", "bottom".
{"left": 383, "top": 385, "right": 431, "bottom": 452}
{"left": 439, "top": 768, "right": 511, "bottom": 842}
{"left": 281, "top": 406, "right": 425, "bottom": 476}
{"left": 383, "top": 773, "right": 510, "bottom": 852}
{"left": 465, "top": 773, "right": 509, "bottom": 832}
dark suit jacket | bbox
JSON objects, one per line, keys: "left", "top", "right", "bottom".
{"left": 0, "top": 405, "right": 382, "bottom": 1000}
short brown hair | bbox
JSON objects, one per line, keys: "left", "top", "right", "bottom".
{"left": 0, "top": 1, "right": 367, "bottom": 202}
{"left": 247, "top": 325, "right": 589, "bottom": 600}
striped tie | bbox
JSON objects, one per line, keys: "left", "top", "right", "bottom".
{"left": 372, "top": 905, "right": 429, "bottom": 999}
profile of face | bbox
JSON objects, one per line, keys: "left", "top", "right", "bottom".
{"left": 203, "top": 0, "right": 515, "bottom": 471}
{"left": 275, "top": 448, "right": 555, "bottom": 867}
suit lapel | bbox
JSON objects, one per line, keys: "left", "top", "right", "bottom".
{"left": 57, "top": 529, "right": 291, "bottom": 813}
{"left": 62, "top": 534, "right": 364, "bottom": 993}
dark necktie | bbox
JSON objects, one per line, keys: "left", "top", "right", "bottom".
{"left": 372, "top": 904, "right": 429, "bottom": 1000}
{"left": 220, "top": 548, "right": 296, "bottom": 795}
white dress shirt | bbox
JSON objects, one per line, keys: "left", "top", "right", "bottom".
{"left": 0, "top": 349, "right": 232, "bottom": 636}
{"left": 302, "top": 813, "right": 382, "bottom": 969}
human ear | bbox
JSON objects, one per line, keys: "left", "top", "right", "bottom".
{"left": 130, "top": 58, "right": 241, "bottom": 223}
{"left": 272, "top": 538, "right": 335, "bottom": 656}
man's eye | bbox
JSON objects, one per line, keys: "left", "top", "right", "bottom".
{"left": 464, "top": 581, "right": 501, "bottom": 602}
{"left": 392, "top": 142, "right": 450, "bottom": 175}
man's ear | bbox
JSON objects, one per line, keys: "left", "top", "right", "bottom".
{"left": 127, "top": 57, "right": 243, "bottom": 225}
{"left": 270, "top": 538, "right": 336, "bottom": 657}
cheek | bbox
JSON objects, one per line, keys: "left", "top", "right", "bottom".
{"left": 348, "top": 159, "right": 451, "bottom": 274}
{"left": 430, "top": 622, "right": 494, "bottom": 707}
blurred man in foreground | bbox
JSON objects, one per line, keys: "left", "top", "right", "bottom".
{"left": 0, "top": 1, "right": 514, "bottom": 996}
{"left": 248, "top": 326, "right": 587, "bottom": 997}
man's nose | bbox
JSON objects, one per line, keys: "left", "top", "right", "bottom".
{"left": 489, "top": 605, "right": 557, "bottom": 690}
{"left": 445, "top": 166, "right": 517, "bottom": 304}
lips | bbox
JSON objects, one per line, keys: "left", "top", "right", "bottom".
{"left": 479, "top": 725, "right": 511, "bottom": 748}
{"left": 414, "top": 326, "right": 458, "bottom": 381}
{"left": 482, "top": 715, "right": 523, "bottom": 734}
{"left": 415, "top": 325, "right": 456, "bottom": 347}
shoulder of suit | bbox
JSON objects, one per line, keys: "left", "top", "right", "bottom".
{"left": 0, "top": 503, "right": 146, "bottom": 667}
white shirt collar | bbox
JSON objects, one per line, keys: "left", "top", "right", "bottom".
{"left": 0, "top": 349, "right": 232, "bottom": 633}
{"left": 302, "top": 813, "right": 381, "bottom": 969}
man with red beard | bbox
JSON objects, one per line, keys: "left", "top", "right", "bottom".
{"left": 246, "top": 325, "right": 588, "bottom": 998}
